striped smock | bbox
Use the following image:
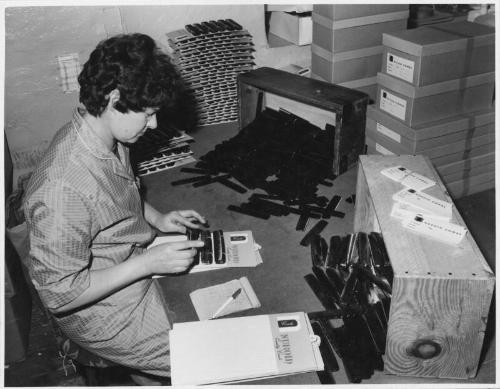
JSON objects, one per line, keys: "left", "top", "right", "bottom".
{"left": 23, "top": 108, "right": 172, "bottom": 376}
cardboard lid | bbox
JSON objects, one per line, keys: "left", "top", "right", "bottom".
{"left": 313, "top": 4, "right": 408, "bottom": 21}
{"left": 313, "top": 9, "right": 409, "bottom": 30}
{"left": 311, "top": 43, "right": 383, "bottom": 62}
{"left": 367, "top": 105, "right": 495, "bottom": 140}
{"left": 377, "top": 71, "right": 495, "bottom": 98}
{"left": 431, "top": 21, "right": 495, "bottom": 47}
{"left": 383, "top": 27, "right": 467, "bottom": 56}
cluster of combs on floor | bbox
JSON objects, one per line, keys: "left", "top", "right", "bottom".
{"left": 172, "top": 108, "right": 352, "bottom": 238}
{"left": 305, "top": 232, "right": 394, "bottom": 383}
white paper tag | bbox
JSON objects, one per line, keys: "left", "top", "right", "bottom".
{"left": 391, "top": 201, "right": 451, "bottom": 222}
{"left": 393, "top": 188, "right": 452, "bottom": 218}
{"left": 376, "top": 122, "right": 401, "bottom": 143}
{"left": 400, "top": 172, "right": 436, "bottom": 191}
{"left": 375, "top": 143, "right": 395, "bottom": 155}
{"left": 381, "top": 166, "right": 411, "bottom": 182}
{"left": 402, "top": 215, "right": 467, "bottom": 245}
{"left": 380, "top": 89, "right": 407, "bottom": 121}
{"left": 386, "top": 52, "right": 415, "bottom": 83}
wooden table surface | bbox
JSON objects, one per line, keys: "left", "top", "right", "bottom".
{"left": 141, "top": 122, "right": 357, "bottom": 384}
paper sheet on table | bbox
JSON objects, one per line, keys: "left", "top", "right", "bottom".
{"left": 190, "top": 276, "right": 261, "bottom": 320}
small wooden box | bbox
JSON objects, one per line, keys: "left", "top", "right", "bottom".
{"left": 354, "top": 154, "right": 494, "bottom": 379}
{"left": 237, "top": 67, "right": 369, "bottom": 175}
{"left": 376, "top": 71, "right": 495, "bottom": 127}
{"left": 382, "top": 22, "right": 495, "bottom": 86}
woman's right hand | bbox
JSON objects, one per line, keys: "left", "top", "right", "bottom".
{"left": 144, "top": 240, "right": 205, "bottom": 275}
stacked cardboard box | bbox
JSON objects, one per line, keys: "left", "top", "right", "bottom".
{"left": 311, "top": 4, "right": 409, "bottom": 101}
{"left": 167, "top": 20, "right": 255, "bottom": 127}
{"left": 366, "top": 21, "right": 495, "bottom": 198}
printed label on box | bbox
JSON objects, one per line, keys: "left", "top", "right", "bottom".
{"left": 380, "top": 89, "right": 407, "bottom": 121}
{"left": 375, "top": 143, "right": 394, "bottom": 155}
{"left": 386, "top": 53, "right": 414, "bottom": 83}
{"left": 376, "top": 122, "right": 401, "bottom": 143}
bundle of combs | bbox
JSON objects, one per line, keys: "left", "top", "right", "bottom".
{"left": 167, "top": 19, "right": 255, "bottom": 126}
{"left": 130, "top": 126, "right": 195, "bottom": 177}
{"left": 172, "top": 108, "right": 347, "bottom": 233}
{"left": 305, "top": 232, "right": 393, "bottom": 383}
{"left": 186, "top": 228, "right": 226, "bottom": 265}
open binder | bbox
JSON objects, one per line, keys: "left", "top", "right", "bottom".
{"left": 170, "top": 311, "right": 324, "bottom": 385}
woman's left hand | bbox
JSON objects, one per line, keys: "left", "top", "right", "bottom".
{"left": 155, "top": 210, "right": 207, "bottom": 233}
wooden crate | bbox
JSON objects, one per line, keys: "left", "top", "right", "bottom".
{"left": 237, "top": 67, "right": 369, "bottom": 176}
{"left": 353, "top": 154, "right": 494, "bottom": 378}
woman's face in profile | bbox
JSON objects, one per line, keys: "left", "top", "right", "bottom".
{"left": 111, "top": 107, "right": 159, "bottom": 144}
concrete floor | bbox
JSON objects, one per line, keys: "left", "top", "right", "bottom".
{"left": 3, "top": 122, "right": 496, "bottom": 386}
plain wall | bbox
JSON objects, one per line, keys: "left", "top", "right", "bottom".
{"left": 4, "top": 4, "right": 311, "bottom": 184}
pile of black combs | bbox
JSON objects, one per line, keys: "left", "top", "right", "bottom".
{"left": 172, "top": 107, "right": 347, "bottom": 230}
{"left": 185, "top": 19, "right": 244, "bottom": 35}
{"left": 306, "top": 232, "right": 393, "bottom": 383}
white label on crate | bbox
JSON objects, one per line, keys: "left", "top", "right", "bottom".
{"left": 379, "top": 89, "right": 407, "bottom": 121}
{"left": 376, "top": 122, "right": 401, "bottom": 143}
{"left": 402, "top": 215, "right": 467, "bottom": 245}
{"left": 393, "top": 188, "right": 452, "bottom": 218}
{"left": 375, "top": 143, "right": 394, "bottom": 155}
{"left": 386, "top": 52, "right": 415, "bottom": 83}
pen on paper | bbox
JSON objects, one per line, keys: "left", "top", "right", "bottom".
{"left": 211, "top": 288, "right": 242, "bottom": 319}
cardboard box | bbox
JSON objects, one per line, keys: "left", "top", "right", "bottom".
{"left": 366, "top": 129, "right": 494, "bottom": 163}
{"left": 267, "top": 4, "right": 312, "bottom": 13}
{"left": 440, "top": 160, "right": 494, "bottom": 183}
{"left": 313, "top": 10, "right": 409, "bottom": 53}
{"left": 376, "top": 71, "right": 494, "bottom": 127}
{"left": 444, "top": 170, "right": 495, "bottom": 198}
{"left": 365, "top": 134, "right": 495, "bottom": 168}
{"left": 436, "top": 151, "right": 495, "bottom": 178}
{"left": 366, "top": 105, "right": 495, "bottom": 153}
{"left": 311, "top": 44, "right": 383, "bottom": 83}
{"left": 338, "top": 77, "right": 378, "bottom": 102}
{"left": 269, "top": 11, "right": 312, "bottom": 46}
{"left": 354, "top": 154, "right": 494, "bottom": 378}
{"left": 382, "top": 22, "right": 495, "bottom": 86}
{"left": 313, "top": 4, "right": 409, "bottom": 22}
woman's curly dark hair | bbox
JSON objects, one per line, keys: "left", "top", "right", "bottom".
{"left": 78, "top": 33, "right": 180, "bottom": 116}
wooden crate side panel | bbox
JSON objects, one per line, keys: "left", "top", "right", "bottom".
{"left": 357, "top": 155, "right": 493, "bottom": 278}
{"left": 353, "top": 163, "right": 381, "bottom": 233}
{"left": 385, "top": 276, "right": 494, "bottom": 378}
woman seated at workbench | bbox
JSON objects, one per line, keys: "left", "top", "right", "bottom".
{"left": 23, "top": 33, "right": 205, "bottom": 384}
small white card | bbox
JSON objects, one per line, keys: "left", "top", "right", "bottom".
{"left": 390, "top": 201, "right": 451, "bottom": 222}
{"left": 381, "top": 166, "right": 435, "bottom": 191}
{"left": 400, "top": 171, "right": 436, "bottom": 191}
{"left": 381, "top": 166, "right": 411, "bottom": 182}
{"left": 393, "top": 188, "right": 452, "bottom": 219}
{"left": 402, "top": 215, "right": 467, "bottom": 245}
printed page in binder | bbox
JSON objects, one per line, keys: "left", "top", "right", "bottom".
{"left": 170, "top": 312, "right": 324, "bottom": 385}
{"left": 190, "top": 276, "right": 261, "bottom": 320}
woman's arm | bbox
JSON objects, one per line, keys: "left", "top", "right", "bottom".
{"left": 143, "top": 201, "right": 207, "bottom": 233}
{"left": 53, "top": 239, "right": 203, "bottom": 314}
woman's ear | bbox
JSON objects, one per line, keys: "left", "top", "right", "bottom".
{"left": 107, "top": 89, "right": 121, "bottom": 111}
